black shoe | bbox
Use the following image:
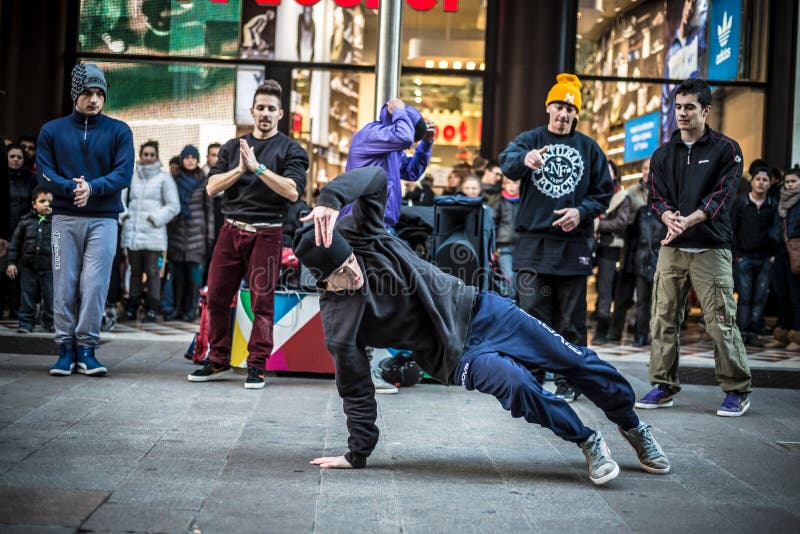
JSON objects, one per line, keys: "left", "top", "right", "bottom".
{"left": 244, "top": 367, "right": 266, "bottom": 389}
{"left": 555, "top": 382, "right": 580, "bottom": 403}
{"left": 633, "top": 335, "right": 649, "bottom": 347}
{"left": 188, "top": 361, "right": 233, "bottom": 382}
{"left": 123, "top": 309, "right": 136, "bottom": 321}
{"left": 181, "top": 311, "right": 197, "bottom": 322}
{"left": 606, "top": 332, "right": 622, "bottom": 342}
{"left": 744, "top": 333, "right": 765, "bottom": 347}
{"left": 164, "top": 310, "right": 179, "bottom": 321}
{"left": 143, "top": 310, "right": 158, "bottom": 322}
{"left": 592, "top": 334, "right": 609, "bottom": 345}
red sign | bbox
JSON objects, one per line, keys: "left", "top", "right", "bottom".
{"left": 192, "top": 0, "right": 459, "bottom": 11}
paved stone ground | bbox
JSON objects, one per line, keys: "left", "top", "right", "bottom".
{"left": 0, "top": 335, "right": 798, "bottom": 533}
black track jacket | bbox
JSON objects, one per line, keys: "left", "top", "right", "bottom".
{"left": 648, "top": 126, "right": 743, "bottom": 249}
{"left": 315, "top": 166, "right": 477, "bottom": 468}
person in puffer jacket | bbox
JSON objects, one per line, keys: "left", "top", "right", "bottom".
{"left": 166, "top": 145, "right": 214, "bottom": 322}
{"left": 6, "top": 187, "right": 53, "bottom": 333}
{"left": 120, "top": 141, "right": 180, "bottom": 322}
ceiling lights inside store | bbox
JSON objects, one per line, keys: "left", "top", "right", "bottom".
{"left": 407, "top": 37, "right": 484, "bottom": 70}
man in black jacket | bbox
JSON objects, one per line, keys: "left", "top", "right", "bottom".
{"left": 293, "top": 166, "right": 670, "bottom": 486}
{"left": 637, "top": 78, "right": 752, "bottom": 416}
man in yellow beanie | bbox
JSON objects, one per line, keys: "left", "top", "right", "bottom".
{"left": 499, "top": 73, "right": 613, "bottom": 403}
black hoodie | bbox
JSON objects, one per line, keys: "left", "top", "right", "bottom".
{"left": 314, "top": 166, "right": 476, "bottom": 468}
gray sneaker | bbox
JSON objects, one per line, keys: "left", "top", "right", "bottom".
{"left": 371, "top": 367, "right": 398, "bottom": 394}
{"left": 619, "top": 423, "right": 671, "bottom": 474}
{"left": 579, "top": 431, "right": 619, "bottom": 485}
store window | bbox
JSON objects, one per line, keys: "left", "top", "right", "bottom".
{"left": 576, "top": 0, "right": 768, "bottom": 178}
{"left": 268, "top": 1, "right": 379, "bottom": 65}
{"left": 401, "top": 0, "right": 487, "bottom": 71}
{"left": 91, "top": 60, "right": 238, "bottom": 168}
{"left": 290, "top": 69, "right": 376, "bottom": 200}
{"left": 79, "top": 0, "right": 242, "bottom": 57}
{"left": 399, "top": 74, "right": 483, "bottom": 189}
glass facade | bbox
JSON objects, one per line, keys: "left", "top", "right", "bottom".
{"left": 76, "top": 0, "right": 489, "bottom": 199}
{"left": 576, "top": 0, "right": 769, "bottom": 183}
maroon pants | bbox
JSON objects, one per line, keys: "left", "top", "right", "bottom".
{"left": 206, "top": 221, "right": 282, "bottom": 370}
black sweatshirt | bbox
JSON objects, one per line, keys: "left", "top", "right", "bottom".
{"left": 729, "top": 193, "right": 777, "bottom": 259}
{"left": 499, "top": 126, "right": 613, "bottom": 275}
{"left": 648, "top": 126, "right": 743, "bottom": 249}
{"left": 315, "top": 166, "right": 477, "bottom": 468}
{"left": 209, "top": 132, "right": 309, "bottom": 224}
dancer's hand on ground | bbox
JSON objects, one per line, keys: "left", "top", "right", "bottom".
{"left": 310, "top": 455, "right": 353, "bottom": 469}
{"left": 300, "top": 206, "right": 340, "bottom": 247}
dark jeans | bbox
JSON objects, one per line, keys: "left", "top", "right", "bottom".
{"left": 610, "top": 272, "right": 635, "bottom": 337}
{"left": 451, "top": 292, "right": 639, "bottom": 443}
{"left": 734, "top": 256, "right": 772, "bottom": 334}
{"left": 771, "top": 251, "right": 800, "bottom": 330}
{"left": 171, "top": 261, "right": 202, "bottom": 317}
{"left": 635, "top": 275, "right": 653, "bottom": 340}
{"left": 594, "top": 247, "right": 620, "bottom": 321}
{"left": 18, "top": 267, "right": 54, "bottom": 329}
{"left": 127, "top": 249, "right": 162, "bottom": 312}
{"left": 206, "top": 222, "right": 282, "bottom": 370}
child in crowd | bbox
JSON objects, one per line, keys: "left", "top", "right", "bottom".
{"left": 460, "top": 175, "right": 483, "bottom": 199}
{"left": 6, "top": 187, "right": 54, "bottom": 333}
{"left": 493, "top": 177, "right": 520, "bottom": 290}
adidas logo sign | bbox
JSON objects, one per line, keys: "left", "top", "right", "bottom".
{"left": 717, "top": 11, "right": 733, "bottom": 47}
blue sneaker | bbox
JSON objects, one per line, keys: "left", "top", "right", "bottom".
{"left": 634, "top": 384, "right": 675, "bottom": 409}
{"left": 50, "top": 345, "right": 76, "bottom": 376}
{"left": 76, "top": 347, "right": 108, "bottom": 376}
{"left": 717, "top": 392, "right": 750, "bottom": 417}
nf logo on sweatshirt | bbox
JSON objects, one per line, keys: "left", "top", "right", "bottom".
{"left": 533, "top": 144, "right": 585, "bottom": 199}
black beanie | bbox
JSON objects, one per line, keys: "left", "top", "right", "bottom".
{"left": 293, "top": 224, "right": 353, "bottom": 284}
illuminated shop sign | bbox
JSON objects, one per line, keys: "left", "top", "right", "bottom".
{"left": 624, "top": 111, "right": 660, "bottom": 163}
{"left": 708, "top": 0, "right": 741, "bottom": 81}
{"left": 183, "top": 0, "right": 459, "bottom": 12}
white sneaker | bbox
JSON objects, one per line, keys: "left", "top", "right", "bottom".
{"left": 371, "top": 367, "right": 398, "bottom": 394}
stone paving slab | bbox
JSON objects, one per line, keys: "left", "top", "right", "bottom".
{"left": 0, "top": 487, "right": 108, "bottom": 528}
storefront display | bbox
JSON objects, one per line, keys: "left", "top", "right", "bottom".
{"left": 577, "top": 0, "right": 766, "bottom": 180}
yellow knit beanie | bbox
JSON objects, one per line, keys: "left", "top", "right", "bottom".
{"left": 546, "top": 73, "right": 582, "bottom": 112}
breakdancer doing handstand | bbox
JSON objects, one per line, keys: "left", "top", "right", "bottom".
{"left": 294, "top": 166, "right": 670, "bottom": 485}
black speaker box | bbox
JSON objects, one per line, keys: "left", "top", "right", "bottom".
{"left": 432, "top": 197, "right": 494, "bottom": 291}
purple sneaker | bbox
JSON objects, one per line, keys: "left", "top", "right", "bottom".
{"left": 634, "top": 385, "right": 674, "bottom": 409}
{"left": 716, "top": 392, "right": 750, "bottom": 417}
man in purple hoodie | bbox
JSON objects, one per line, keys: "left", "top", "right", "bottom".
{"left": 340, "top": 98, "right": 434, "bottom": 229}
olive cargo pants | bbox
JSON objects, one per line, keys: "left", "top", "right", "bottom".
{"left": 649, "top": 247, "right": 752, "bottom": 394}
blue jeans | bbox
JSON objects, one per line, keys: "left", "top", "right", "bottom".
{"left": 451, "top": 292, "right": 639, "bottom": 444}
{"left": 497, "top": 245, "right": 515, "bottom": 297}
{"left": 735, "top": 257, "right": 772, "bottom": 334}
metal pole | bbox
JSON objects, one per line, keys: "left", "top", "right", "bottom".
{"left": 374, "top": 0, "right": 404, "bottom": 119}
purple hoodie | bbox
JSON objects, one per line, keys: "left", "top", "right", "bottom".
{"left": 339, "top": 104, "right": 432, "bottom": 227}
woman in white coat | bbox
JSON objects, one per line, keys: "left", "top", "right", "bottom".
{"left": 120, "top": 141, "right": 180, "bottom": 321}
